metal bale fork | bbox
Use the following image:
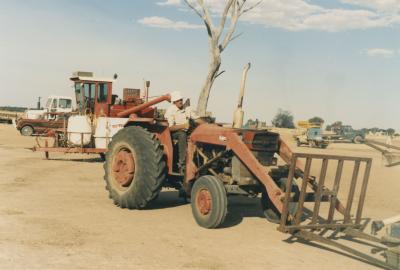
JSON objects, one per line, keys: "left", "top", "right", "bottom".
{"left": 278, "top": 153, "right": 399, "bottom": 270}
{"left": 363, "top": 139, "right": 400, "bottom": 167}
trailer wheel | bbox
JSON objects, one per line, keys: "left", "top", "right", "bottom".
{"left": 20, "top": 125, "right": 34, "bottom": 136}
{"left": 191, "top": 175, "right": 227, "bottom": 229}
{"left": 104, "top": 126, "right": 166, "bottom": 209}
{"left": 261, "top": 178, "right": 300, "bottom": 224}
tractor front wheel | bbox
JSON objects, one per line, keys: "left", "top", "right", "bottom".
{"left": 191, "top": 175, "right": 227, "bottom": 229}
{"left": 104, "top": 126, "right": 166, "bottom": 209}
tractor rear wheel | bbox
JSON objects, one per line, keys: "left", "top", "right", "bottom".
{"left": 104, "top": 126, "right": 166, "bottom": 209}
{"left": 191, "top": 175, "right": 228, "bottom": 229}
{"left": 261, "top": 178, "right": 300, "bottom": 224}
{"left": 20, "top": 125, "right": 34, "bottom": 136}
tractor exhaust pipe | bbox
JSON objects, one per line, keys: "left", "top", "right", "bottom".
{"left": 233, "top": 63, "right": 251, "bottom": 128}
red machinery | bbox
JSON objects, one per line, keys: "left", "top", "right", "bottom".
{"left": 103, "top": 66, "right": 398, "bottom": 269}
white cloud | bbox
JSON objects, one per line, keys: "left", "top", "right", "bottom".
{"left": 340, "top": 0, "right": 400, "bottom": 12}
{"left": 147, "top": 0, "right": 400, "bottom": 32}
{"left": 157, "top": 0, "right": 182, "bottom": 6}
{"left": 138, "top": 16, "right": 202, "bottom": 30}
{"left": 364, "top": 48, "right": 396, "bottom": 58}
{"left": 240, "top": 0, "right": 399, "bottom": 31}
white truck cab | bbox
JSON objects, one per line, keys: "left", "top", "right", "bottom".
{"left": 26, "top": 96, "right": 74, "bottom": 119}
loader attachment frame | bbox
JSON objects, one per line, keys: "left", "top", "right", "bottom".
{"left": 279, "top": 153, "right": 399, "bottom": 270}
{"left": 363, "top": 139, "right": 400, "bottom": 167}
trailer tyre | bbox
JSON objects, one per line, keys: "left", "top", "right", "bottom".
{"left": 191, "top": 175, "right": 228, "bottom": 229}
{"left": 261, "top": 178, "right": 300, "bottom": 224}
{"left": 20, "top": 125, "right": 34, "bottom": 136}
{"left": 104, "top": 126, "right": 166, "bottom": 209}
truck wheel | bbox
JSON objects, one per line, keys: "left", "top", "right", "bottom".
{"left": 296, "top": 139, "right": 301, "bottom": 147}
{"left": 104, "top": 126, "right": 166, "bottom": 209}
{"left": 261, "top": 178, "right": 300, "bottom": 224}
{"left": 353, "top": 135, "right": 363, "bottom": 144}
{"left": 191, "top": 175, "right": 228, "bottom": 229}
{"left": 20, "top": 125, "right": 34, "bottom": 136}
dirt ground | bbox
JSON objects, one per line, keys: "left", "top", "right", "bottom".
{"left": 0, "top": 124, "right": 399, "bottom": 270}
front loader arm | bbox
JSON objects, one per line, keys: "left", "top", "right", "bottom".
{"left": 227, "top": 133, "right": 286, "bottom": 215}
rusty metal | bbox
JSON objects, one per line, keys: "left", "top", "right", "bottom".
{"left": 112, "top": 149, "right": 135, "bottom": 187}
{"left": 32, "top": 146, "right": 106, "bottom": 154}
{"left": 277, "top": 152, "right": 399, "bottom": 270}
{"left": 294, "top": 157, "right": 312, "bottom": 225}
{"left": 294, "top": 230, "right": 397, "bottom": 270}
{"left": 363, "top": 139, "right": 400, "bottom": 167}
{"left": 117, "top": 95, "right": 171, "bottom": 117}
{"left": 279, "top": 153, "right": 371, "bottom": 233}
{"left": 196, "top": 189, "right": 212, "bottom": 215}
{"left": 327, "top": 159, "right": 344, "bottom": 223}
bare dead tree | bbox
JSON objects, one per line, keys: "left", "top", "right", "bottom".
{"left": 184, "top": 0, "right": 261, "bottom": 116}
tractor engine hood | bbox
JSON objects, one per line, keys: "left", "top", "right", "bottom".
{"left": 190, "top": 124, "right": 279, "bottom": 152}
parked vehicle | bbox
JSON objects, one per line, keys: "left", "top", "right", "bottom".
{"left": 295, "top": 121, "right": 329, "bottom": 148}
{"left": 326, "top": 125, "right": 365, "bottom": 143}
{"left": 32, "top": 71, "right": 151, "bottom": 157}
{"left": 16, "top": 96, "right": 74, "bottom": 136}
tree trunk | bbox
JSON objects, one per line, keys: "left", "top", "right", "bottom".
{"left": 197, "top": 49, "right": 221, "bottom": 116}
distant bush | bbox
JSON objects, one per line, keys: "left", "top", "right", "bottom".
{"left": 272, "top": 109, "right": 295, "bottom": 129}
{"left": 0, "top": 106, "right": 27, "bottom": 112}
{"left": 308, "top": 116, "right": 324, "bottom": 126}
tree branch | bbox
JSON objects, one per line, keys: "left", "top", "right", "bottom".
{"left": 228, "top": 32, "right": 243, "bottom": 43}
{"left": 215, "top": 70, "right": 225, "bottom": 79}
{"left": 216, "top": 0, "right": 235, "bottom": 40}
{"left": 240, "top": 0, "right": 263, "bottom": 16}
{"left": 198, "top": 0, "right": 216, "bottom": 37}
{"left": 184, "top": 0, "right": 214, "bottom": 38}
{"left": 183, "top": 0, "right": 203, "bottom": 19}
{"left": 219, "top": 1, "right": 240, "bottom": 52}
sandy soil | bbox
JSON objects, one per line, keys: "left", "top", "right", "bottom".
{"left": 0, "top": 124, "right": 399, "bottom": 270}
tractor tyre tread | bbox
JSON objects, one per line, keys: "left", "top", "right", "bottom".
{"left": 191, "top": 175, "right": 228, "bottom": 229}
{"left": 103, "top": 126, "right": 166, "bottom": 209}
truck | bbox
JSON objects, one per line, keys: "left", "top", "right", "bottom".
{"left": 295, "top": 121, "right": 329, "bottom": 148}
{"left": 16, "top": 96, "right": 74, "bottom": 136}
{"left": 326, "top": 124, "right": 365, "bottom": 144}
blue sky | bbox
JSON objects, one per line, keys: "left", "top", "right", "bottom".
{"left": 0, "top": 0, "right": 399, "bottom": 130}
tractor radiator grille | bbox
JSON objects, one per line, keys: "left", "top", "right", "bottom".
{"left": 251, "top": 133, "right": 279, "bottom": 151}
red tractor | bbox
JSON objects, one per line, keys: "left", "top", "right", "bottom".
{"left": 103, "top": 66, "right": 400, "bottom": 268}
{"left": 102, "top": 64, "right": 354, "bottom": 229}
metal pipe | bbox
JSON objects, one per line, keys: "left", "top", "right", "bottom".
{"left": 232, "top": 63, "right": 251, "bottom": 128}
{"left": 117, "top": 94, "right": 171, "bottom": 117}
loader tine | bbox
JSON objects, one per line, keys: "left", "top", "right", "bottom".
{"left": 295, "top": 157, "right": 312, "bottom": 225}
